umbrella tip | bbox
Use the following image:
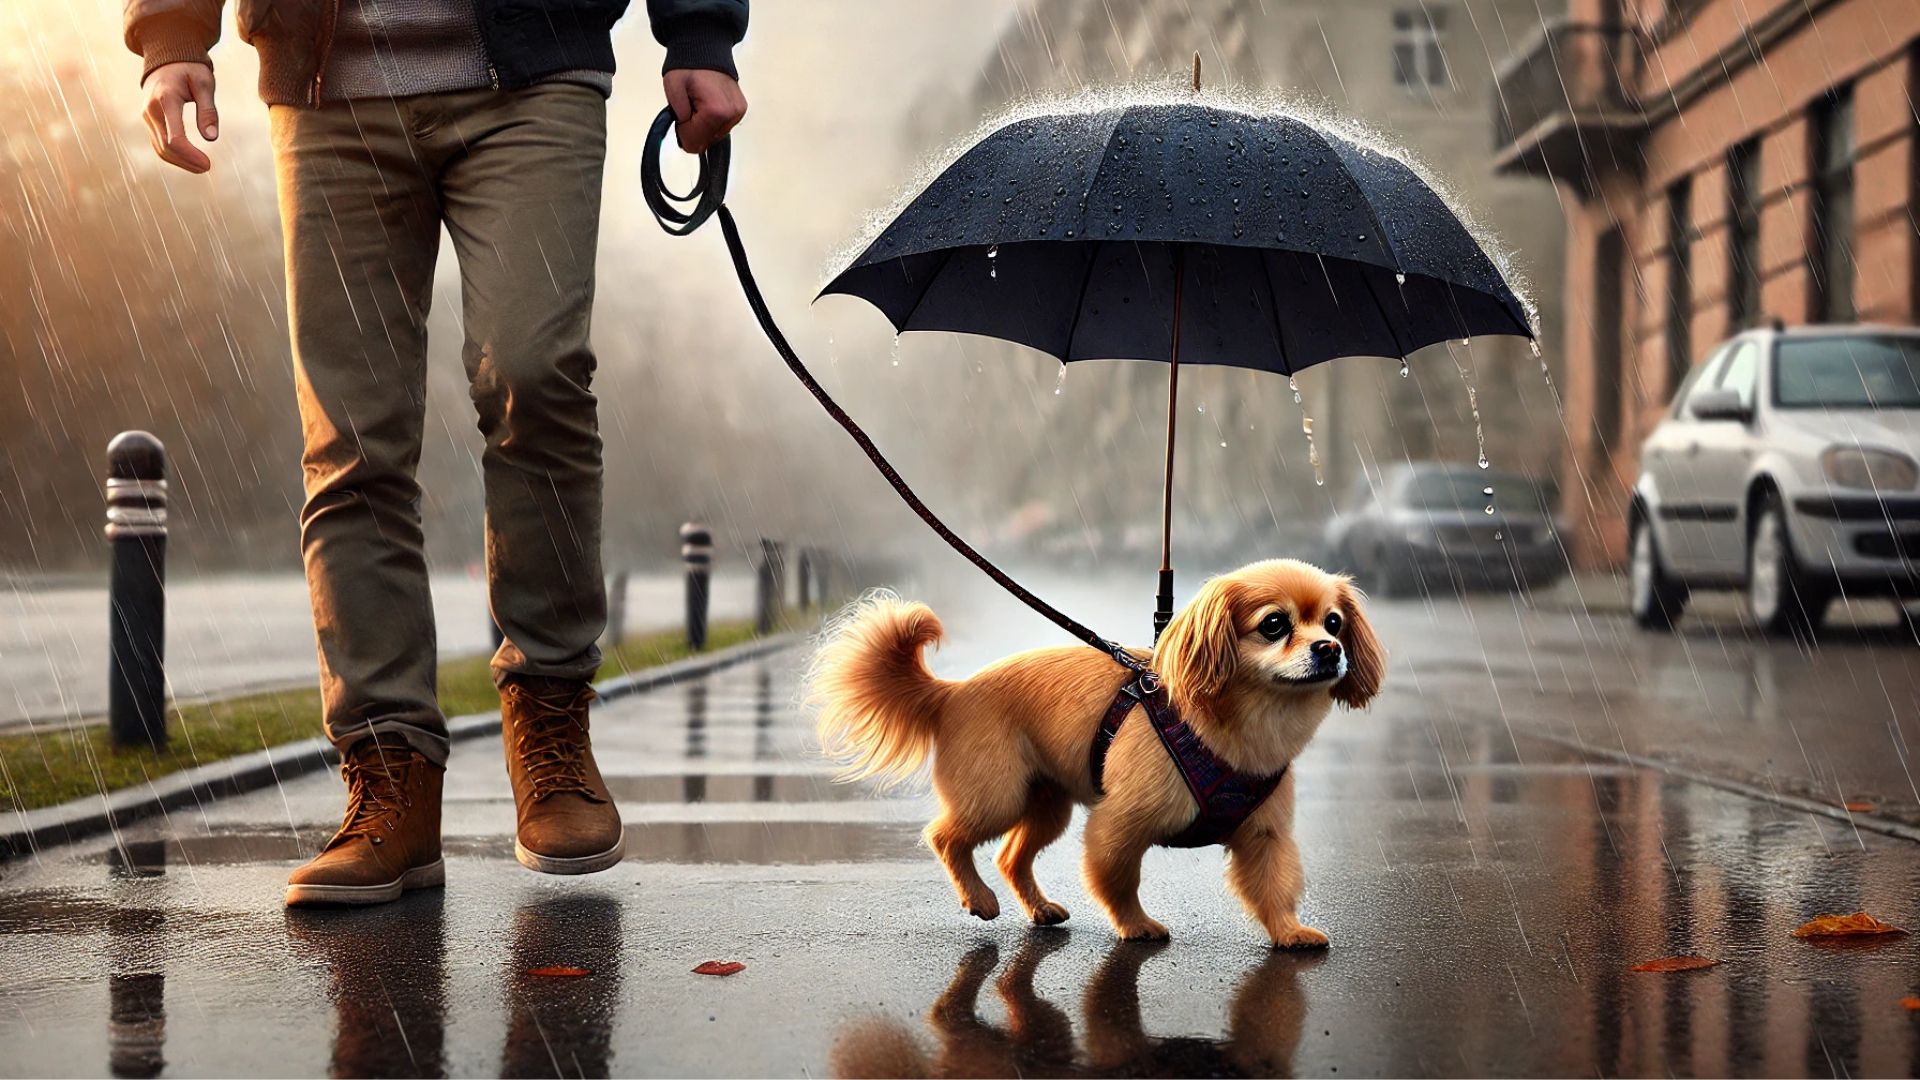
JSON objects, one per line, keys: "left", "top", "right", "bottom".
{"left": 1191, "top": 52, "right": 1201, "bottom": 92}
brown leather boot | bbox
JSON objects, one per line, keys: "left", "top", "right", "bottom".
{"left": 500, "top": 675, "right": 625, "bottom": 874}
{"left": 285, "top": 735, "right": 444, "bottom": 907}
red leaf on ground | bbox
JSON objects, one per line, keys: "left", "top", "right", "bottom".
{"left": 693, "top": 960, "right": 746, "bottom": 977}
{"left": 1792, "top": 912, "right": 1906, "bottom": 939}
{"left": 1843, "top": 801, "right": 1875, "bottom": 812}
{"left": 1631, "top": 955, "right": 1717, "bottom": 973}
{"left": 1900, "top": 996, "right": 1920, "bottom": 1012}
{"left": 526, "top": 965, "right": 591, "bottom": 978}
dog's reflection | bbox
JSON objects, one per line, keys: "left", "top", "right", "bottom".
{"left": 831, "top": 933, "right": 1318, "bottom": 1078}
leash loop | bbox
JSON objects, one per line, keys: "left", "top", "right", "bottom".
{"left": 640, "top": 107, "right": 1148, "bottom": 678}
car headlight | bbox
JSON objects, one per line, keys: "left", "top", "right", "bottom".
{"left": 1822, "top": 447, "right": 1920, "bottom": 491}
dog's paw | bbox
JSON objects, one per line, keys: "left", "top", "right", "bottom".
{"left": 1027, "top": 901, "right": 1071, "bottom": 926}
{"left": 1115, "top": 917, "right": 1170, "bottom": 941}
{"left": 1271, "top": 924, "right": 1330, "bottom": 950}
{"left": 962, "top": 891, "right": 1001, "bottom": 921}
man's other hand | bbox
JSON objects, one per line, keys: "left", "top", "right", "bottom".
{"left": 144, "top": 61, "right": 217, "bottom": 174}
{"left": 663, "top": 69, "right": 746, "bottom": 154}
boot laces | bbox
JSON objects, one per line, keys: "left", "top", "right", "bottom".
{"left": 327, "top": 740, "right": 418, "bottom": 849}
{"left": 508, "top": 682, "right": 604, "bottom": 803}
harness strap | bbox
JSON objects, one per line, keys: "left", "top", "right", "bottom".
{"left": 1089, "top": 675, "right": 1288, "bottom": 848}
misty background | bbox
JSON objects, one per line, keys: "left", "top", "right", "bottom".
{"left": 0, "top": 0, "right": 1564, "bottom": 585}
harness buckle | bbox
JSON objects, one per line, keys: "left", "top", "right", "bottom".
{"left": 1136, "top": 670, "right": 1161, "bottom": 695}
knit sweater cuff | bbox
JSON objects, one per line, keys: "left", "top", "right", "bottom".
{"left": 659, "top": 16, "right": 739, "bottom": 80}
{"left": 137, "top": 15, "right": 213, "bottom": 84}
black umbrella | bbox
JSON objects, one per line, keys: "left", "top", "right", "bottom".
{"left": 820, "top": 82, "right": 1535, "bottom": 638}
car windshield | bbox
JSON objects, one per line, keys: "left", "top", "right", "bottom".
{"left": 1774, "top": 336, "right": 1920, "bottom": 408}
{"left": 1399, "top": 471, "right": 1549, "bottom": 513}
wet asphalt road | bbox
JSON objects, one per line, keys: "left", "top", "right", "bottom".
{"left": 2, "top": 573, "right": 1919, "bottom": 1077}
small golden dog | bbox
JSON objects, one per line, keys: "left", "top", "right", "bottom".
{"left": 811, "top": 559, "right": 1383, "bottom": 948}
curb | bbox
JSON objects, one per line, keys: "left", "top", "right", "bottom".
{"left": 1527, "top": 731, "right": 1920, "bottom": 845}
{"left": 0, "top": 632, "right": 805, "bottom": 861}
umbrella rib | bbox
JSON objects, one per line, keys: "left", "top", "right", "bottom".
{"left": 1257, "top": 249, "right": 1296, "bottom": 376}
{"left": 1359, "top": 270, "right": 1412, "bottom": 359}
{"left": 1056, "top": 242, "right": 1106, "bottom": 362}
{"left": 892, "top": 249, "right": 962, "bottom": 335}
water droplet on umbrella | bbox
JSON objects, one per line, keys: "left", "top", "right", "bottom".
{"left": 987, "top": 244, "right": 998, "bottom": 279}
{"left": 1394, "top": 272, "right": 1407, "bottom": 285}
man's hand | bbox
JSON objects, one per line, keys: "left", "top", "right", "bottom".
{"left": 143, "top": 61, "right": 218, "bottom": 174}
{"left": 663, "top": 69, "right": 746, "bottom": 154}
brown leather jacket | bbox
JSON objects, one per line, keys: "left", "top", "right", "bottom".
{"left": 123, "top": 0, "right": 747, "bottom": 106}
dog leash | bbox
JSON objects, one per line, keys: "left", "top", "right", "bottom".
{"left": 642, "top": 108, "right": 1151, "bottom": 682}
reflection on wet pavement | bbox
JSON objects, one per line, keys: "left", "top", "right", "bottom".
{"left": 4, "top": 643, "right": 1920, "bottom": 1076}
{"left": 832, "top": 934, "right": 1318, "bottom": 1079}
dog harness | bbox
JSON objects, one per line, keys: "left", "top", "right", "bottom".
{"left": 1089, "top": 672, "right": 1288, "bottom": 848}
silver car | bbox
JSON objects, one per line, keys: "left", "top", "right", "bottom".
{"left": 1630, "top": 325, "right": 1920, "bottom": 635}
{"left": 1325, "top": 463, "right": 1566, "bottom": 597}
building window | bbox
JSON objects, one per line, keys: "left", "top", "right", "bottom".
{"left": 1665, "top": 177, "right": 1694, "bottom": 397}
{"left": 1726, "top": 139, "right": 1761, "bottom": 329}
{"left": 1392, "top": 7, "right": 1449, "bottom": 92}
{"left": 1810, "top": 85, "right": 1855, "bottom": 322}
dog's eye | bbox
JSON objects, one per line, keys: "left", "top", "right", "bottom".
{"left": 1324, "top": 611, "right": 1344, "bottom": 636}
{"left": 1256, "top": 612, "right": 1292, "bottom": 642}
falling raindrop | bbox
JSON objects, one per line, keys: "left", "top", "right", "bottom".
{"left": 987, "top": 243, "right": 999, "bottom": 280}
{"left": 1197, "top": 403, "right": 1206, "bottom": 413}
{"left": 1054, "top": 366, "right": 1066, "bottom": 395}
{"left": 1288, "top": 375, "right": 1301, "bottom": 404}
{"left": 1467, "top": 383, "right": 1489, "bottom": 470}
{"left": 1529, "top": 339, "right": 1542, "bottom": 357}
{"left": 1399, "top": 358, "right": 1410, "bottom": 378}
{"left": 1482, "top": 486, "right": 1494, "bottom": 497}
{"left": 1494, "top": 531, "right": 1504, "bottom": 541}
{"left": 1484, "top": 504, "right": 1496, "bottom": 515}
{"left": 1302, "top": 415, "right": 1323, "bottom": 486}
{"left": 890, "top": 338, "right": 901, "bottom": 367}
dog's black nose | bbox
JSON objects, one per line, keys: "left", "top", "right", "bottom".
{"left": 1311, "top": 639, "right": 1341, "bottom": 663}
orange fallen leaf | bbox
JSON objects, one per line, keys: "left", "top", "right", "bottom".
{"left": 1844, "top": 801, "right": 1875, "bottom": 813}
{"left": 1792, "top": 912, "right": 1906, "bottom": 939}
{"left": 526, "top": 965, "right": 591, "bottom": 978}
{"left": 1631, "top": 955, "right": 1718, "bottom": 973}
{"left": 1900, "top": 996, "right": 1920, "bottom": 1012}
{"left": 693, "top": 960, "right": 745, "bottom": 977}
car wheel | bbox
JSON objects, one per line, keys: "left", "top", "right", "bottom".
{"left": 1629, "top": 512, "right": 1687, "bottom": 631}
{"left": 1747, "top": 491, "right": 1828, "bottom": 638}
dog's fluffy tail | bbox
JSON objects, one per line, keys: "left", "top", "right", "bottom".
{"left": 809, "top": 591, "right": 953, "bottom": 788}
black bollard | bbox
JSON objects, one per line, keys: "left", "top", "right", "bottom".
{"left": 605, "top": 568, "right": 630, "bottom": 649}
{"left": 755, "top": 539, "right": 784, "bottom": 635}
{"left": 105, "top": 432, "right": 168, "bottom": 752}
{"left": 680, "top": 523, "right": 711, "bottom": 651}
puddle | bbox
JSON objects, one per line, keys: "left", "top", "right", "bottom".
{"left": 604, "top": 773, "right": 875, "bottom": 804}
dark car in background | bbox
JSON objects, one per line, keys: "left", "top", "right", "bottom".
{"left": 1324, "top": 464, "right": 1568, "bottom": 596}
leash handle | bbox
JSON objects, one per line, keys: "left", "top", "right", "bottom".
{"left": 643, "top": 106, "right": 731, "bottom": 236}
{"left": 640, "top": 109, "right": 1148, "bottom": 677}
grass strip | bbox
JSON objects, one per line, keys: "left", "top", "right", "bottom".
{"left": 0, "top": 618, "right": 766, "bottom": 815}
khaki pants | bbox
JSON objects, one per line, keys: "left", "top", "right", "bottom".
{"left": 271, "top": 83, "right": 608, "bottom": 766}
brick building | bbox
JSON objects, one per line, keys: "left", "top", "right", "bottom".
{"left": 1495, "top": 0, "right": 1920, "bottom": 567}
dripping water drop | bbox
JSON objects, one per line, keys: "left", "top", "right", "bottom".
{"left": 1288, "top": 375, "right": 1301, "bottom": 404}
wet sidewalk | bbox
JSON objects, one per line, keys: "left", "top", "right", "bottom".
{"left": 3, "top": 628, "right": 1920, "bottom": 1075}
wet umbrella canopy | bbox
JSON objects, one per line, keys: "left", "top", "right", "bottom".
{"left": 821, "top": 86, "right": 1536, "bottom": 636}
{"left": 821, "top": 101, "right": 1533, "bottom": 373}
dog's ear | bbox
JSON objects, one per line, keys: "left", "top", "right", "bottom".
{"left": 1332, "top": 579, "right": 1385, "bottom": 709}
{"left": 1156, "top": 576, "right": 1241, "bottom": 707}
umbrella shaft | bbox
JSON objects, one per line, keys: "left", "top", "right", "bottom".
{"left": 1155, "top": 249, "right": 1185, "bottom": 642}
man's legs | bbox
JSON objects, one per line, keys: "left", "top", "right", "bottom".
{"left": 438, "top": 82, "right": 609, "bottom": 683}
{"left": 436, "top": 83, "right": 623, "bottom": 873}
{"left": 273, "top": 97, "right": 452, "bottom": 906}
{"left": 272, "top": 97, "right": 448, "bottom": 766}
